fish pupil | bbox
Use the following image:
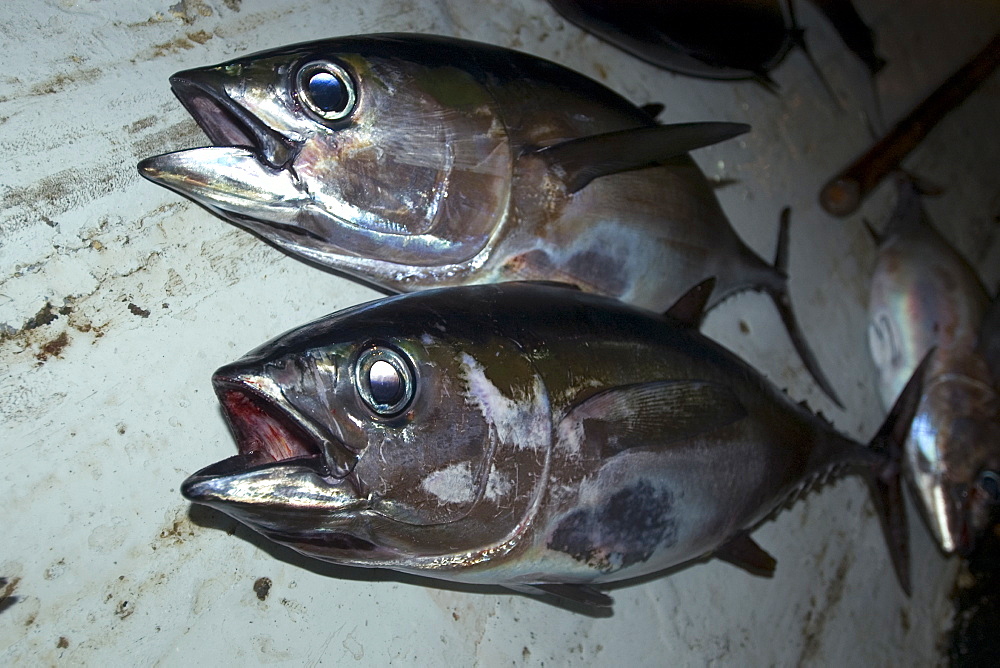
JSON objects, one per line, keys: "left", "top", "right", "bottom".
{"left": 307, "top": 71, "right": 349, "bottom": 114}
{"left": 368, "top": 360, "right": 403, "bottom": 405}
{"left": 980, "top": 471, "right": 1000, "bottom": 503}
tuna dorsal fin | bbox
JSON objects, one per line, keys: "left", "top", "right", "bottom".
{"left": 535, "top": 122, "right": 750, "bottom": 193}
{"left": 508, "top": 583, "right": 614, "bottom": 609}
{"left": 714, "top": 533, "right": 777, "bottom": 577}
{"left": 665, "top": 278, "right": 716, "bottom": 328}
{"left": 558, "top": 380, "right": 747, "bottom": 459}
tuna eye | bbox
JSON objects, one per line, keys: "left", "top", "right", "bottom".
{"left": 296, "top": 61, "right": 356, "bottom": 122}
{"left": 979, "top": 471, "right": 1000, "bottom": 503}
{"left": 355, "top": 347, "right": 413, "bottom": 416}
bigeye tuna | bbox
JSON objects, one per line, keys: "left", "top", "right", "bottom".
{"left": 137, "top": 33, "right": 842, "bottom": 407}
{"left": 182, "top": 281, "right": 921, "bottom": 607}
{"left": 867, "top": 180, "right": 1000, "bottom": 555}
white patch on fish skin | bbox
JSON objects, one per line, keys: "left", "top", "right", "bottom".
{"left": 556, "top": 414, "right": 586, "bottom": 455}
{"left": 485, "top": 465, "right": 513, "bottom": 501}
{"left": 459, "top": 352, "right": 548, "bottom": 451}
{"left": 421, "top": 462, "right": 474, "bottom": 505}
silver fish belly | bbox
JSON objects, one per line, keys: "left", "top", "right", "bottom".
{"left": 137, "top": 33, "right": 840, "bottom": 405}
{"left": 182, "top": 281, "right": 918, "bottom": 606}
{"left": 867, "top": 180, "right": 1000, "bottom": 554}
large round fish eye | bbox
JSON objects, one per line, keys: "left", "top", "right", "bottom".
{"left": 355, "top": 346, "right": 414, "bottom": 416}
{"left": 295, "top": 60, "right": 357, "bottom": 122}
{"left": 979, "top": 470, "right": 1000, "bottom": 503}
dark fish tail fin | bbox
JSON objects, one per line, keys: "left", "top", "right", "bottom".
{"left": 786, "top": 1, "right": 841, "bottom": 108}
{"left": 765, "top": 208, "right": 845, "bottom": 408}
{"left": 864, "top": 349, "right": 933, "bottom": 596}
{"left": 805, "top": 0, "right": 887, "bottom": 77}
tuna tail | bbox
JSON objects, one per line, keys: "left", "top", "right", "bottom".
{"left": 864, "top": 349, "right": 934, "bottom": 596}
{"left": 765, "top": 208, "right": 845, "bottom": 408}
{"left": 786, "top": 2, "right": 841, "bottom": 109}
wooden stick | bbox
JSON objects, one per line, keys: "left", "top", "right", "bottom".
{"left": 820, "top": 32, "right": 1000, "bottom": 217}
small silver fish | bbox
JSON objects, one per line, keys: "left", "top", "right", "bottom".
{"left": 182, "top": 281, "right": 919, "bottom": 607}
{"left": 137, "top": 33, "right": 841, "bottom": 406}
{"left": 867, "top": 180, "right": 1000, "bottom": 554}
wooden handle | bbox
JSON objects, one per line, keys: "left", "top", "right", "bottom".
{"left": 820, "top": 32, "right": 1000, "bottom": 217}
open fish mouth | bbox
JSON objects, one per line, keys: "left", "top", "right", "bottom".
{"left": 137, "top": 70, "right": 318, "bottom": 235}
{"left": 215, "top": 386, "right": 321, "bottom": 465}
{"left": 181, "top": 381, "right": 393, "bottom": 559}
{"left": 182, "top": 372, "right": 363, "bottom": 504}
{"left": 169, "top": 74, "right": 299, "bottom": 170}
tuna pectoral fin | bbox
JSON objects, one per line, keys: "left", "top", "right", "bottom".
{"left": 535, "top": 122, "right": 750, "bottom": 193}
{"left": 866, "top": 349, "right": 935, "bottom": 596}
{"left": 507, "top": 583, "right": 613, "bottom": 609}
{"left": 766, "top": 208, "right": 844, "bottom": 408}
{"left": 559, "top": 380, "right": 746, "bottom": 458}
{"left": 715, "top": 534, "right": 777, "bottom": 577}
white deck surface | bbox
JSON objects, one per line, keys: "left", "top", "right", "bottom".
{"left": 2, "top": 0, "right": 998, "bottom": 664}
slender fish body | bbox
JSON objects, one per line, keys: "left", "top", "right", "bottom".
{"left": 137, "top": 33, "right": 841, "bottom": 405}
{"left": 868, "top": 180, "right": 1000, "bottom": 554}
{"left": 182, "top": 281, "right": 918, "bottom": 607}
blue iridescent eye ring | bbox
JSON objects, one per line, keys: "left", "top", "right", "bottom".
{"left": 295, "top": 60, "right": 357, "bottom": 122}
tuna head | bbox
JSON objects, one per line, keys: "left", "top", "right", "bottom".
{"left": 907, "top": 359, "right": 1000, "bottom": 555}
{"left": 181, "top": 294, "right": 551, "bottom": 573}
{"left": 138, "top": 35, "right": 513, "bottom": 282}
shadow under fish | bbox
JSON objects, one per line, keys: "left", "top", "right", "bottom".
{"left": 137, "top": 33, "right": 842, "bottom": 406}
{"left": 181, "top": 280, "right": 923, "bottom": 608}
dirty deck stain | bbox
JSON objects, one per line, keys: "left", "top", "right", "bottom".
{"left": 149, "top": 31, "right": 214, "bottom": 58}
{"left": 128, "top": 303, "right": 151, "bottom": 318}
{"left": 0, "top": 577, "right": 21, "bottom": 615}
{"left": 169, "top": 0, "right": 214, "bottom": 24}
{"left": 158, "top": 516, "right": 196, "bottom": 545}
{"left": 128, "top": 116, "right": 158, "bottom": 134}
{"left": 57, "top": 636, "right": 69, "bottom": 649}
{"left": 115, "top": 600, "right": 133, "bottom": 619}
{"left": 798, "top": 551, "right": 853, "bottom": 664}
{"left": 1, "top": 162, "right": 131, "bottom": 236}
{"left": 22, "top": 302, "right": 71, "bottom": 330}
{"left": 36, "top": 332, "right": 70, "bottom": 361}
{"left": 253, "top": 577, "right": 272, "bottom": 601}
{"left": 28, "top": 68, "right": 102, "bottom": 98}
